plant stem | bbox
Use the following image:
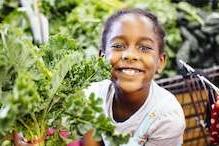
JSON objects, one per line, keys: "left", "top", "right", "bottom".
{"left": 18, "top": 119, "right": 34, "bottom": 138}
{"left": 1, "top": 27, "right": 8, "bottom": 50}
{"left": 30, "top": 113, "right": 40, "bottom": 136}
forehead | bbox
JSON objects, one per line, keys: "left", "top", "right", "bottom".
{"left": 107, "top": 14, "right": 157, "bottom": 42}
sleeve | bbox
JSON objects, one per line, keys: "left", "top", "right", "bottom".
{"left": 145, "top": 106, "right": 186, "bottom": 146}
{"left": 83, "top": 80, "right": 112, "bottom": 114}
{"left": 83, "top": 80, "right": 110, "bottom": 99}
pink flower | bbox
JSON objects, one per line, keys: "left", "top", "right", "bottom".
{"left": 67, "top": 140, "right": 82, "bottom": 146}
{"left": 47, "top": 128, "right": 56, "bottom": 136}
{"left": 59, "top": 130, "right": 70, "bottom": 139}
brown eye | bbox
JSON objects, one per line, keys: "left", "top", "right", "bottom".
{"left": 138, "top": 45, "right": 152, "bottom": 53}
{"left": 111, "top": 43, "right": 126, "bottom": 51}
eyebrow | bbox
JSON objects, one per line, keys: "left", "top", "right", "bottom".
{"left": 110, "top": 35, "right": 127, "bottom": 44}
{"left": 138, "top": 36, "right": 154, "bottom": 44}
{"left": 110, "top": 35, "right": 154, "bottom": 44}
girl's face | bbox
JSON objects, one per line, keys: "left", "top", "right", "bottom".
{"left": 105, "top": 14, "right": 165, "bottom": 93}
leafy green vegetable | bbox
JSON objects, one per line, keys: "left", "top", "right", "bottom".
{"left": 0, "top": 20, "right": 128, "bottom": 145}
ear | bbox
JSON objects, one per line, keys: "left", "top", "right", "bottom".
{"left": 157, "top": 53, "right": 166, "bottom": 73}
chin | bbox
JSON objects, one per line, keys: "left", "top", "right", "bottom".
{"left": 113, "top": 79, "right": 144, "bottom": 93}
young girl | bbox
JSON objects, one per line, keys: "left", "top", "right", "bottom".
{"left": 84, "top": 8, "right": 186, "bottom": 146}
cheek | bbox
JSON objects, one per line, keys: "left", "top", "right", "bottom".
{"left": 105, "top": 51, "right": 121, "bottom": 67}
{"left": 142, "top": 55, "right": 159, "bottom": 72}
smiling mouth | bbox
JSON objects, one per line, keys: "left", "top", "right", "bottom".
{"left": 117, "top": 67, "right": 145, "bottom": 75}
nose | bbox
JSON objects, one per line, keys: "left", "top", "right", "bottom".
{"left": 121, "top": 48, "right": 140, "bottom": 61}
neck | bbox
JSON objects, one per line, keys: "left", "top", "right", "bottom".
{"left": 114, "top": 83, "right": 151, "bottom": 111}
{"left": 112, "top": 83, "right": 151, "bottom": 122}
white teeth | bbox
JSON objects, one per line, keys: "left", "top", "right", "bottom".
{"left": 121, "top": 69, "right": 139, "bottom": 75}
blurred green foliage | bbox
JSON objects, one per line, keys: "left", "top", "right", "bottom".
{"left": 39, "top": 0, "right": 182, "bottom": 77}
{"left": 1, "top": 1, "right": 219, "bottom": 77}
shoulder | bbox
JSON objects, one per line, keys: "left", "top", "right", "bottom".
{"left": 152, "top": 81, "right": 183, "bottom": 114}
{"left": 84, "top": 79, "right": 112, "bottom": 99}
{"left": 148, "top": 81, "right": 186, "bottom": 140}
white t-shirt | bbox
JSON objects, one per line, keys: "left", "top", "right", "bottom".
{"left": 85, "top": 79, "right": 186, "bottom": 146}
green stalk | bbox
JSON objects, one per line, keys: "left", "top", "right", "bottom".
{"left": 18, "top": 119, "right": 34, "bottom": 138}
{"left": 1, "top": 27, "right": 8, "bottom": 50}
{"left": 30, "top": 113, "right": 40, "bottom": 136}
{"left": 47, "top": 96, "right": 60, "bottom": 114}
